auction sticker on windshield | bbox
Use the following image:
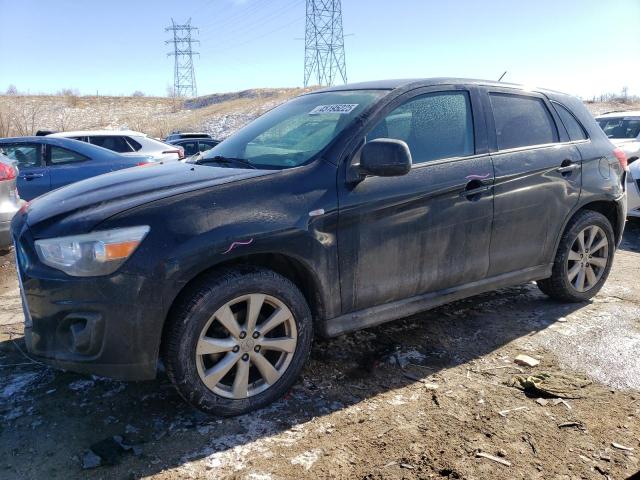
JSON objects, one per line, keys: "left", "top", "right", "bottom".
{"left": 309, "top": 104, "right": 358, "bottom": 115}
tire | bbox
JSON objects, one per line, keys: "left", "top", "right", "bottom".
{"left": 162, "top": 266, "right": 313, "bottom": 416}
{"left": 537, "top": 210, "right": 615, "bottom": 302}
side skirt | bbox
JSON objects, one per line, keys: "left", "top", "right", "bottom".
{"left": 320, "top": 265, "right": 552, "bottom": 337}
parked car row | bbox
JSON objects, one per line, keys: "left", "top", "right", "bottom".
{"left": 0, "top": 136, "right": 158, "bottom": 201}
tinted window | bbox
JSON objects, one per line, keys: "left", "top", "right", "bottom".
{"left": 597, "top": 117, "right": 640, "bottom": 139}
{"left": 553, "top": 103, "right": 587, "bottom": 141}
{"left": 0, "top": 144, "right": 41, "bottom": 168}
{"left": 181, "top": 141, "right": 199, "bottom": 156}
{"left": 50, "top": 146, "right": 87, "bottom": 165}
{"left": 89, "top": 136, "right": 133, "bottom": 153}
{"left": 368, "top": 91, "right": 474, "bottom": 164}
{"left": 125, "top": 137, "right": 142, "bottom": 152}
{"left": 490, "top": 93, "right": 558, "bottom": 150}
{"left": 199, "top": 141, "right": 218, "bottom": 152}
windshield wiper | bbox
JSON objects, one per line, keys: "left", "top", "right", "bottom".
{"left": 196, "top": 155, "right": 257, "bottom": 170}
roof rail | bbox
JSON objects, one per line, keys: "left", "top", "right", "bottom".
{"left": 599, "top": 110, "right": 636, "bottom": 116}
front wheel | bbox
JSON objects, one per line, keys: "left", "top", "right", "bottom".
{"left": 537, "top": 210, "right": 615, "bottom": 302}
{"left": 163, "top": 267, "right": 313, "bottom": 416}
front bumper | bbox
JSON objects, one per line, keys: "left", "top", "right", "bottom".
{"left": 13, "top": 223, "right": 164, "bottom": 381}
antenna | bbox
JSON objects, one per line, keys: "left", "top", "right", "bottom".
{"left": 498, "top": 71, "right": 508, "bottom": 82}
{"left": 165, "top": 18, "right": 200, "bottom": 98}
{"left": 303, "top": 0, "right": 348, "bottom": 87}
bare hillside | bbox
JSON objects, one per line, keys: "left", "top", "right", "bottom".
{"left": 0, "top": 87, "right": 312, "bottom": 140}
{"left": 0, "top": 89, "right": 638, "bottom": 142}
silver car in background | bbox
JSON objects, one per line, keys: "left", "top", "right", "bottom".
{"left": 596, "top": 111, "right": 640, "bottom": 217}
{"left": 0, "top": 153, "right": 24, "bottom": 250}
{"left": 47, "top": 130, "right": 185, "bottom": 162}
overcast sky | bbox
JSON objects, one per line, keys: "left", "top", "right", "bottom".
{"left": 0, "top": 0, "right": 638, "bottom": 98}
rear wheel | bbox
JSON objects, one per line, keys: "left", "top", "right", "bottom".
{"left": 163, "top": 267, "right": 313, "bottom": 416}
{"left": 537, "top": 210, "right": 615, "bottom": 302}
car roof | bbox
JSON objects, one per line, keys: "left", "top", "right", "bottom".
{"left": 168, "top": 132, "right": 210, "bottom": 136}
{"left": 595, "top": 110, "right": 640, "bottom": 119}
{"left": 311, "top": 77, "right": 572, "bottom": 97}
{"left": 48, "top": 130, "right": 147, "bottom": 138}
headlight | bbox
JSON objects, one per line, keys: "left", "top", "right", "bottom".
{"left": 34, "top": 226, "right": 150, "bottom": 277}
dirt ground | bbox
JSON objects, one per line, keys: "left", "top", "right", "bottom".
{"left": 1, "top": 222, "right": 639, "bottom": 480}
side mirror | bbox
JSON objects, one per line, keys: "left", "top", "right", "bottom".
{"left": 359, "top": 138, "right": 412, "bottom": 177}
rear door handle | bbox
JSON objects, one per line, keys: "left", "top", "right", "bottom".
{"left": 20, "top": 173, "right": 44, "bottom": 180}
{"left": 556, "top": 163, "right": 581, "bottom": 174}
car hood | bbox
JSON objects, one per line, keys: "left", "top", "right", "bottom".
{"left": 610, "top": 138, "right": 639, "bottom": 148}
{"left": 23, "top": 162, "right": 275, "bottom": 237}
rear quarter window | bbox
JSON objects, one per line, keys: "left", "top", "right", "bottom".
{"left": 552, "top": 102, "right": 588, "bottom": 141}
{"left": 490, "top": 93, "right": 558, "bottom": 150}
{"left": 125, "top": 137, "right": 143, "bottom": 152}
{"left": 89, "top": 136, "right": 133, "bottom": 153}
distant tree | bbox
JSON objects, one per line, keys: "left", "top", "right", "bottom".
{"left": 57, "top": 88, "right": 80, "bottom": 97}
{"left": 5, "top": 84, "right": 18, "bottom": 95}
{"left": 621, "top": 86, "right": 629, "bottom": 103}
{"left": 132, "top": 90, "right": 145, "bottom": 97}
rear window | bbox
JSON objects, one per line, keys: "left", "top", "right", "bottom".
{"left": 490, "top": 93, "right": 558, "bottom": 150}
{"left": 597, "top": 117, "right": 640, "bottom": 139}
{"left": 553, "top": 103, "right": 588, "bottom": 141}
{"left": 89, "top": 136, "right": 133, "bottom": 153}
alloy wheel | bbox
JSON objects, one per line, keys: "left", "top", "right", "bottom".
{"left": 566, "top": 225, "right": 609, "bottom": 292}
{"left": 195, "top": 294, "right": 298, "bottom": 399}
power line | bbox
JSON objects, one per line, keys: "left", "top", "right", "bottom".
{"left": 304, "top": 0, "right": 347, "bottom": 87}
{"left": 198, "top": 0, "right": 304, "bottom": 46}
{"left": 165, "top": 18, "right": 200, "bottom": 98}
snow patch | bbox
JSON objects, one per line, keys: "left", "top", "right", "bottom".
{"left": 291, "top": 448, "right": 322, "bottom": 471}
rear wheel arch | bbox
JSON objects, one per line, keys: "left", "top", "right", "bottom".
{"left": 553, "top": 200, "right": 622, "bottom": 258}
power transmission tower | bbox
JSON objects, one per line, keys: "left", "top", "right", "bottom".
{"left": 304, "top": 0, "right": 347, "bottom": 87}
{"left": 165, "top": 18, "right": 200, "bottom": 98}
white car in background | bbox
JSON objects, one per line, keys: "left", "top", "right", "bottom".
{"left": 48, "top": 130, "right": 184, "bottom": 162}
{"left": 596, "top": 111, "right": 640, "bottom": 218}
{"left": 627, "top": 160, "right": 640, "bottom": 218}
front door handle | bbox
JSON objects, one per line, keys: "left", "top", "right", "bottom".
{"left": 461, "top": 179, "right": 493, "bottom": 200}
{"left": 20, "top": 173, "right": 44, "bottom": 180}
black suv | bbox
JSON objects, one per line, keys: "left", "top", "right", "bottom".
{"left": 11, "top": 79, "right": 627, "bottom": 416}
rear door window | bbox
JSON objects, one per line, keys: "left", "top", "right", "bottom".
{"left": 553, "top": 103, "right": 588, "bottom": 141}
{"left": 49, "top": 146, "right": 88, "bottom": 165}
{"left": 0, "top": 144, "right": 42, "bottom": 168}
{"left": 89, "top": 136, "right": 133, "bottom": 153}
{"left": 367, "top": 91, "right": 475, "bottom": 164}
{"left": 490, "top": 93, "right": 558, "bottom": 150}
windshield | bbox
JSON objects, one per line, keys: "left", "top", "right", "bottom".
{"left": 201, "top": 90, "right": 387, "bottom": 169}
{"left": 597, "top": 117, "right": 640, "bottom": 139}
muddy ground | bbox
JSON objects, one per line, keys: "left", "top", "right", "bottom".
{"left": 1, "top": 222, "right": 639, "bottom": 480}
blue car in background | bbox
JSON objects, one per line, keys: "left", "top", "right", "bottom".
{"left": 0, "top": 137, "right": 158, "bottom": 201}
